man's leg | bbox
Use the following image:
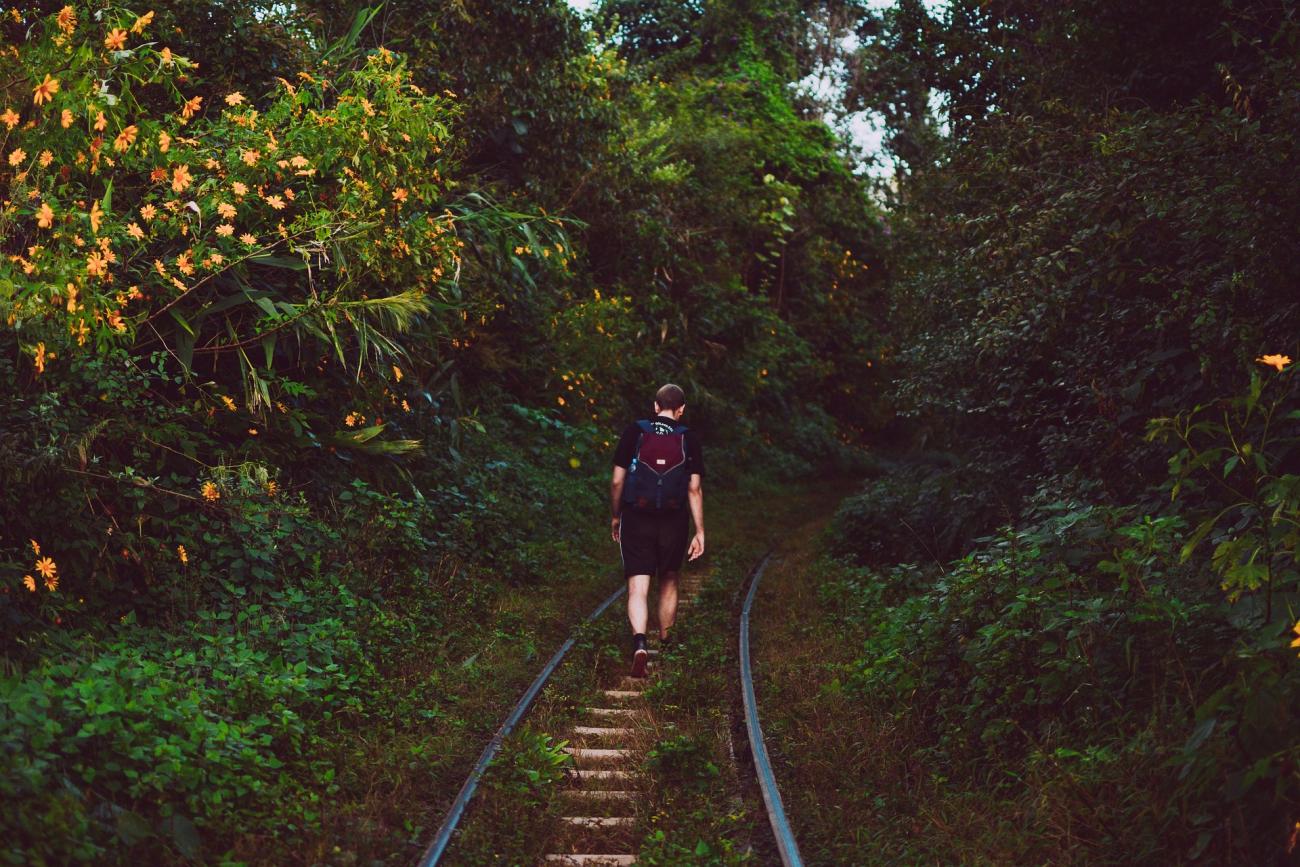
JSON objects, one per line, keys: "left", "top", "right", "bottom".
{"left": 627, "top": 574, "right": 651, "bottom": 635}
{"left": 657, "top": 571, "right": 679, "bottom": 641}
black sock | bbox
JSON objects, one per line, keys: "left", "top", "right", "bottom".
{"left": 633, "top": 632, "right": 647, "bottom": 650}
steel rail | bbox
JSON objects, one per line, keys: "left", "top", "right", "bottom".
{"left": 416, "top": 581, "right": 628, "bottom": 867}
{"left": 739, "top": 554, "right": 805, "bottom": 867}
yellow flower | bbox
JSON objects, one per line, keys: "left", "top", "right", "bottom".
{"left": 201, "top": 481, "right": 220, "bottom": 502}
{"left": 56, "top": 6, "right": 76, "bottom": 35}
{"left": 264, "top": 194, "right": 285, "bottom": 210}
{"left": 215, "top": 223, "right": 234, "bottom": 237}
{"left": 89, "top": 201, "right": 103, "bottom": 234}
{"left": 33, "top": 342, "right": 49, "bottom": 375}
{"left": 34, "top": 556, "right": 57, "bottom": 581}
{"left": 180, "top": 95, "right": 202, "bottom": 121}
{"left": 392, "top": 187, "right": 408, "bottom": 203}
{"left": 171, "top": 164, "right": 192, "bottom": 193}
{"left": 220, "top": 394, "right": 237, "bottom": 411}
{"left": 43, "top": 570, "right": 58, "bottom": 592}
{"left": 160, "top": 46, "right": 173, "bottom": 66}
{"left": 114, "top": 124, "right": 138, "bottom": 152}
{"left": 239, "top": 232, "right": 257, "bottom": 245}
{"left": 401, "top": 399, "right": 411, "bottom": 412}
{"left": 140, "top": 203, "right": 157, "bottom": 221}
{"left": 1257, "top": 354, "right": 1292, "bottom": 372}
{"left": 30, "top": 539, "right": 40, "bottom": 556}
{"left": 22, "top": 575, "right": 37, "bottom": 593}
{"left": 225, "top": 92, "right": 246, "bottom": 106}
{"left": 158, "top": 129, "right": 171, "bottom": 153}
{"left": 60, "top": 108, "right": 73, "bottom": 128}
{"left": 1, "top": 107, "right": 18, "bottom": 129}
{"left": 8, "top": 148, "right": 26, "bottom": 167}
{"left": 39, "top": 149, "right": 53, "bottom": 167}
{"left": 265, "top": 480, "right": 278, "bottom": 497}
{"left": 93, "top": 111, "right": 107, "bottom": 132}
{"left": 32, "top": 75, "right": 59, "bottom": 106}
{"left": 217, "top": 202, "right": 237, "bottom": 219}
{"left": 241, "top": 149, "right": 260, "bottom": 167}
{"left": 231, "top": 181, "right": 248, "bottom": 196}
{"left": 392, "top": 365, "right": 403, "bottom": 382}
{"left": 177, "top": 544, "right": 188, "bottom": 564}
{"left": 345, "top": 412, "right": 358, "bottom": 427}
{"left": 126, "top": 222, "right": 144, "bottom": 239}
{"left": 36, "top": 203, "right": 54, "bottom": 229}
{"left": 247, "top": 427, "right": 258, "bottom": 436}
{"left": 131, "top": 10, "right": 154, "bottom": 34}
{"left": 104, "top": 28, "right": 127, "bottom": 51}
{"left": 86, "top": 251, "right": 108, "bottom": 277}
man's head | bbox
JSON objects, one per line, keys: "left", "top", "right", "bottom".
{"left": 654, "top": 383, "right": 686, "bottom": 419}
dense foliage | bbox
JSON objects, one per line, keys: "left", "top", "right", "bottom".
{"left": 819, "top": 0, "right": 1300, "bottom": 861}
{"left": 0, "top": 0, "right": 879, "bottom": 861}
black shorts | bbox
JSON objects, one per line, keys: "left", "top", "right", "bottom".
{"left": 619, "top": 509, "right": 690, "bottom": 579}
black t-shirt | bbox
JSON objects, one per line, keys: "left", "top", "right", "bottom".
{"left": 612, "top": 417, "right": 705, "bottom": 480}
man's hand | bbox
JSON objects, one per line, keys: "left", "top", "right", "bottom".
{"left": 687, "top": 531, "right": 705, "bottom": 561}
{"left": 611, "top": 515, "right": 622, "bottom": 543}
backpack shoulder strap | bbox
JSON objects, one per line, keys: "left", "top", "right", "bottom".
{"left": 636, "top": 419, "right": 655, "bottom": 434}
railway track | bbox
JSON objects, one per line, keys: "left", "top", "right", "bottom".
{"left": 420, "top": 552, "right": 803, "bottom": 866}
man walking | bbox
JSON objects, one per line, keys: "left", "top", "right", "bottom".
{"left": 610, "top": 383, "right": 705, "bottom": 677}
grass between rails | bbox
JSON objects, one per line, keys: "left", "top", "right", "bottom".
{"left": 443, "top": 478, "right": 847, "bottom": 865}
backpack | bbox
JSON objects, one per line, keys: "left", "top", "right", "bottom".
{"left": 622, "top": 418, "right": 691, "bottom": 512}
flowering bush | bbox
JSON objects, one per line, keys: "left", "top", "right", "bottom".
{"left": 0, "top": 3, "right": 569, "bottom": 416}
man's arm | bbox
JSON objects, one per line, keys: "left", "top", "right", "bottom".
{"left": 686, "top": 473, "right": 705, "bottom": 560}
{"left": 610, "top": 465, "right": 627, "bottom": 541}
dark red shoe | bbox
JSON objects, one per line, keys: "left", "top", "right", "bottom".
{"left": 630, "top": 636, "right": 649, "bottom": 678}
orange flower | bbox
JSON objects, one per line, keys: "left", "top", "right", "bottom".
{"left": 39, "top": 149, "right": 53, "bottom": 167}
{"left": 114, "top": 124, "right": 138, "bottom": 152}
{"left": 241, "top": 149, "right": 260, "bottom": 167}
{"left": 171, "top": 164, "right": 192, "bottom": 193}
{"left": 33, "top": 342, "right": 49, "bottom": 374}
{"left": 157, "top": 129, "right": 171, "bottom": 153}
{"left": 56, "top": 6, "right": 76, "bottom": 35}
{"left": 8, "top": 147, "right": 26, "bottom": 167}
{"left": 32, "top": 75, "right": 60, "bottom": 106}
{"left": 201, "top": 481, "right": 220, "bottom": 501}
{"left": 180, "top": 95, "right": 202, "bottom": 121}
{"left": 22, "top": 575, "right": 36, "bottom": 593}
{"left": 392, "top": 188, "right": 409, "bottom": 203}
{"left": 86, "top": 250, "right": 108, "bottom": 278}
{"left": 220, "top": 394, "right": 237, "bottom": 410}
{"left": 1291, "top": 621, "right": 1300, "bottom": 657}
{"left": 239, "top": 233, "right": 257, "bottom": 246}
{"left": 160, "top": 46, "right": 173, "bottom": 65}
{"left": 217, "top": 202, "right": 236, "bottom": 219}
{"left": 104, "top": 28, "right": 127, "bottom": 50}
{"left": 30, "top": 539, "right": 40, "bottom": 556}
{"left": 1257, "top": 354, "right": 1292, "bottom": 372}
{"left": 36, "top": 203, "right": 54, "bottom": 229}
{"left": 60, "top": 108, "right": 73, "bottom": 128}
{"left": 140, "top": 203, "right": 157, "bottom": 221}
{"left": 392, "top": 365, "right": 404, "bottom": 382}
{"left": 34, "top": 556, "right": 56, "bottom": 581}
{"left": 231, "top": 180, "right": 248, "bottom": 196}
{"left": 131, "top": 10, "right": 154, "bottom": 34}
{"left": 265, "top": 480, "right": 278, "bottom": 496}
{"left": 126, "top": 222, "right": 144, "bottom": 239}
{"left": 93, "top": 111, "right": 107, "bottom": 132}
{"left": 224, "top": 92, "right": 246, "bottom": 106}
{"left": 89, "top": 200, "right": 103, "bottom": 234}
{"left": 1, "top": 107, "right": 18, "bottom": 129}
{"left": 177, "top": 544, "right": 188, "bottom": 564}
{"left": 264, "top": 194, "right": 285, "bottom": 210}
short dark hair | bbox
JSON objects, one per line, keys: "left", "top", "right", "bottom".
{"left": 655, "top": 383, "right": 686, "bottom": 410}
